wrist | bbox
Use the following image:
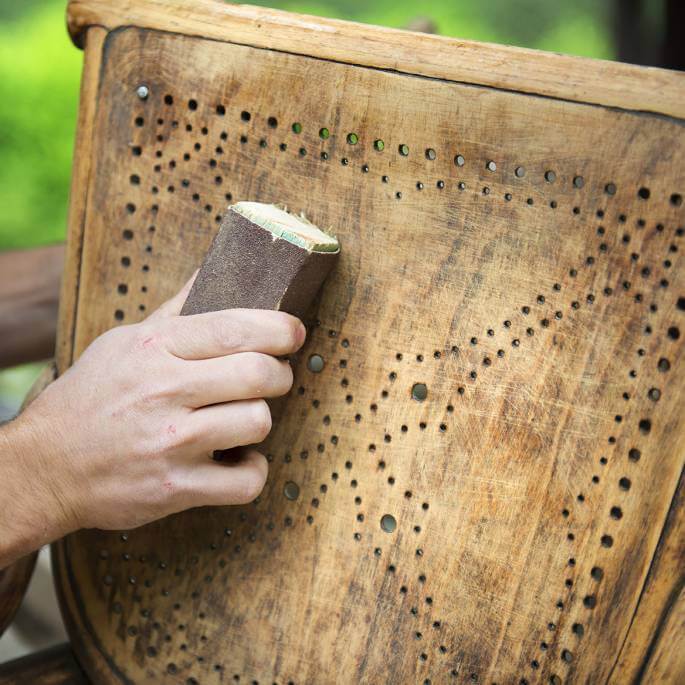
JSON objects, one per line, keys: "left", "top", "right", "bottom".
{"left": 0, "top": 411, "right": 79, "bottom": 567}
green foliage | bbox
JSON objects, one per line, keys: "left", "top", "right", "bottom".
{"left": 0, "top": 1, "right": 80, "bottom": 249}
{"left": 0, "top": 0, "right": 616, "bottom": 401}
{"left": 243, "top": 0, "right": 615, "bottom": 58}
{"left": 0, "top": 0, "right": 615, "bottom": 252}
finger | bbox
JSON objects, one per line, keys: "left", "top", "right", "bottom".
{"left": 187, "top": 398, "right": 273, "bottom": 452}
{"left": 178, "top": 449, "right": 268, "bottom": 506}
{"left": 181, "top": 353, "right": 293, "bottom": 408}
{"left": 162, "top": 308, "right": 305, "bottom": 360}
{"left": 147, "top": 270, "right": 199, "bottom": 321}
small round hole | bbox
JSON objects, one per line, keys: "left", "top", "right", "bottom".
{"left": 283, "top": 481, "right": 300, "bottom": 501}
{"left": 380, "top": 514, "right": 397, "bottom": 533}
{"left": 411, "top": 383, "right": 428, "bottom": 401}
{"left": 307, "top": 354, "right": 324, "bottom": 373}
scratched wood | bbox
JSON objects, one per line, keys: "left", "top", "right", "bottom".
{"left": 52, "top": 5, "right": 684, "bottom": 685}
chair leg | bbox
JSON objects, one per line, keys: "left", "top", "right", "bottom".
{"left": 0, "top": 643, "right": 88, "bottom": 684}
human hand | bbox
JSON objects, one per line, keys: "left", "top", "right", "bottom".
{"left": 3, "top": 273, "right": 304, "bottom": 548}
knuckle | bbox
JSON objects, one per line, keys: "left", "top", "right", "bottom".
{"left": 250, "top": 400, "right": 272, "bottom": 440}
{"left": 281, "top": 361, "right": 294, "bottom": 392}
{"left": 281, "top": 315, "right": 303, "bottom": 349}
{"left": 245, "top": 353, "right": 274, "bottom": 391}
{"left": 241, "top": 470, "right": 267, "bottom": 502}
{"left": 214, "top": 315, "right": 245, "bottom": 352}
{"left": 155, "top": 420, "right": 195, "bottom": 454}
{"left": 132, "top": 323, "right": 162, "bottom": 352}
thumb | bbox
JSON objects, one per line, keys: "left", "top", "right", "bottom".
{"left": 147, "top": 269, "right": 199, "bottom": 321}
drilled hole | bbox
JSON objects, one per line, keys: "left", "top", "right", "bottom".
{"left": 411, "top": 383, "right": 428, "bottom": 401}
{"left": 307, "top": 354, "right": 324, "bottom": 373}
{"left": 380, "top": 514, "right": 397, "bottom": 533}
{"left": 283, "top": 481, "right": 300, "bottom": 501}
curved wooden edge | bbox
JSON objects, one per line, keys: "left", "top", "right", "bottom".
{"left": 608, "top": 466, "right": 685, "bottom": 684}
{"left": 0, "top": 554, "right": 38, "bottom": 639}
{"left": 0, "top": 643, "right": 88, "bottom": 684}
{"left": 56, "top": 26, "right": 108, "bottom": 374}
{"left": 65, "top": 0, "right": 685, "bottom": 120}
{"left": 0, "top": 363, "right": 58, "bottom": 638}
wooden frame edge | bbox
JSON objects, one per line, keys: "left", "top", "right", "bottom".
{"left": 55, "top": 25, "right": 107, "bottom": 374}
{"left": 66, "top": 0, "right": 685, "bottom": 120}
{"left": 608, "top": 467, "right": 685, "bottom": 683}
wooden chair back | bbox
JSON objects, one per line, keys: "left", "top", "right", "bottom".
{"left": 50, "top": 1, "right": 685, "bottom": 682}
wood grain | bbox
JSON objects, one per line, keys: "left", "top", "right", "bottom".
{"left": 609, "top": 467, "right": 685, "bottom": 683}
{"left": 0, "top": 554, "right": 37, "bottom": 640}
{"left": 51, "top": 24, "right": 685, "bottom": 684}
{"left": 0, "top": 644, "right": 88, "bottom": 685}
{"left": 65, "top": 0, "right": 685, "bottom": 120}
{"left": 55, "top": 26, "right": 107, "bottom": 375}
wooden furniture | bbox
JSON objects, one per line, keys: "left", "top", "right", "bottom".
{"left": 0, "top": 644, "right": 86, "bottom": 684}
{"left": 3, "top": 1, "right": 685, "bottom": 682}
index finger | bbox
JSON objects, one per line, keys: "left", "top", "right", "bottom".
{"left": 162, "top": 308, "right": 306, "bottom": 360}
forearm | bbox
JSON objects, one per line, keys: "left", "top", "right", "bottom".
{"left": 0, "top": 415, "right": 73, "bottom": 569}
{"left": 0, "top": 244, "right": 65, "bottom": 370}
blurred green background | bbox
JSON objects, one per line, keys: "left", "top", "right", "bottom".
{"left": 0, "top": 0, "right": 670, "bottom": 252}
{"left": 0, "top": 0, "right": 670, "bottom": 407}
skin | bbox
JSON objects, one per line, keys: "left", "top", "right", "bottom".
{"left": 0, "top": 273, "right": 305, "bottom": 569}
{"left": 0, "top": 244, "right": 64, "bottom": 369}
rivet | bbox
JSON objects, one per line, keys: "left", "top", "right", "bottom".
{"left": 136, "top": 85, "right": 149, "bottom": 100}
{"left": 283, "top": 481, "right": 300, "bottom": 501}
{"left": 380, "top": 514, "right": 397, "bottom": 533}
{"left": 308, "top": 354, "right": 324, "bottom": 373}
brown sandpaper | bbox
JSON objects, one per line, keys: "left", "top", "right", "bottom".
{"left": 180, "top": 204, "right": 339, "bottom": 318}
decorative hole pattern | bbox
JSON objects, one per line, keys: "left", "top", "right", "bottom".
{"left": 57, "top": 29, "right": 684, "bottom": 685}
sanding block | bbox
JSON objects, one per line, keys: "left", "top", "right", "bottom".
{"left": 181, "top": 202, "right": 340, "bottom": 318}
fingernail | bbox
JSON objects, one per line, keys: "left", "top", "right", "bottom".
{"left": 297, "top": 322, "right": 307, "bottom": 346}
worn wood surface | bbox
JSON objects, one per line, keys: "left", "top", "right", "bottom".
{"left": 0, "top": 363, "right": 58, "bottom": 638}
{"left": 64, "top": 0, "right": 685, "bottom": 120}
{"left": 52, "top": 9, "right": 685, "bottom": 685}
{"left": 0, "top": 553, "right": 37, "bottom": 640}
{"left": 609, "top": 467, "right": 685, "bottom": 683}
{"left": 55, "top": 26, "right": 107, "bottom": 376}
{"left": 0, "top": 644, "right": 87, "bottom": 685}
